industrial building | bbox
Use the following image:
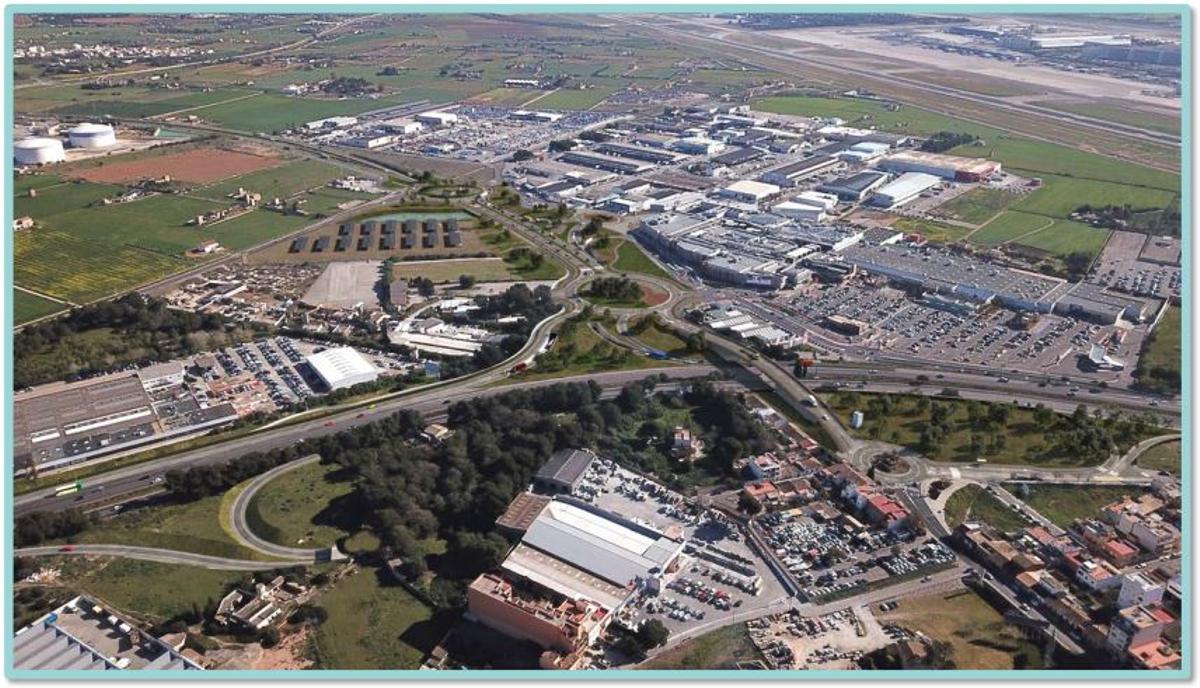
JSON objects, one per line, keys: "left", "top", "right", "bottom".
{"left": 14, "top": 596, "right": 202, "bottom": 671}
{"left": 879, "top": 151, "right": 1001, "bottom": 182}
{"left": 818, "top": 171, "right": 890, "bottom": 202}
{"left": 67, "top": 122, "right": 116, "bottom": 149}
{"left": 14, "top": 137, "right": 66, "bottom": 165}
{"left": 868, "top": 172, "right": 943, "bottom": 208}
{"left": 559, "top": 150, "right": 654, "bottom": 175}
{"left": 758, "top": 155, "right": 839, "bottom": 187}
{"left": 304, "top": 346, "right": 379, "bottom": 391}
{"left": 468, "top": 493, "right": 685, "bottom": 663}
{"left": 534, "top": 448, "right": 597, "bottom": 494}
{"left": 415, "top": 111, "right": 459, "bottom": 126}
{"left": 718, "top": 179, "right": 781, "bottom": 204}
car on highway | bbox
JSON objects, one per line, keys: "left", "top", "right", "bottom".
{"left": 59, "top": 545, "right": 74, "bottom": 552}
{"left": 324, "top": 421, "right": 335, "bottom": 427}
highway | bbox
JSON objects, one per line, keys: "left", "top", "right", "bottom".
{"left": 14, "top": 545, "right": 292, "bottom": 572}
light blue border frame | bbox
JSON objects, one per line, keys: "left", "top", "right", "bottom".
{"left": 3, "top": 3, "right": 1192, "bottom": 680}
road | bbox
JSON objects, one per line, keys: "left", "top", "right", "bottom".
{"left": 14, "top": 544, "right": 292, "bottom": 572}
{"left": 227, "top": 454, "right": 332, "bottom": 562}
{"left": 14, "top": 366, "right": 717, "bottom": 518}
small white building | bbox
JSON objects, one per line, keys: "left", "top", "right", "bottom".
{"left": 850, "top": 410, "right": 865, "bottom": 429}
{"left": 416, "top": 111, "right": 459, "bottom": 127}
{"left": 306, "top": 347, "right": 379, "bottom": 391}
{"left": 382, "top": 119, "right": 424, "bottom": 135}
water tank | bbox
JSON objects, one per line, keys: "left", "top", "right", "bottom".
{"left": 14, "top": 137, "right": 66, "bottom": 165}
{"left": 68, "top": 122, "right": 116, "bottom": 149}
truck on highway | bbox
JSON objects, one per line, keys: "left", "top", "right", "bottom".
{"left": 52, "top": 480, "right": 84, "bottom": 497}
{"left": 647, "top": 349, "right": 669, "bottom": 361}
{"left": 804, "top": 394, "right": 818, "bottom": 407}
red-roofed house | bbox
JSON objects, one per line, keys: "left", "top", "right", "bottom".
{"left": 1128, "top": 640, "right": 1181, "bottom": 670}
{"left": 1102, "top": 538, "right": 1140, "bottom": 568}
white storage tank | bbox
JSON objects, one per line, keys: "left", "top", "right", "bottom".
{"left": 68, "top": 122, "right": 116, "bottom": 149}
{"left": 14, "top": 137, "right": 66, "bottom": 165}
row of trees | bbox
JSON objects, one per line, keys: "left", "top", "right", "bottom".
{"left": 918, "top": 131, "right": 978, "bottom": 153}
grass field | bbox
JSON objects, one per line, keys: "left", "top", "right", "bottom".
{"left": 514, "top": 317, "right": 667, "bottom": 382}
{"left": 200, "top": 159, "right": 348, "bottom": 202}
{"left": 13, "top": 179, "right": 123, "bottom": 218}
{"left": 388, "top": 258, "right": 519, "bottom": 283}
{"left": 1013, "top": 219, "right": 1110, "bottom": 259}
{"left": 56, "top": 493, "right": 271, "bottom": 561}
{"left": 612, "top": 240, "right": 673, "bottom": 280}
{"left": 967, "top": 211, "right": 1054, "bottom": 246}
{"left": 934, "top": 187, "right": 1019, "bottom": 225}
{"left": 186, "top": 93, "right": 416, "bottom": 133}
{"left": 1031, "top": 99, "right": 1181, "bottom": 136}
{"left": 891, "top": 217, "right": 974, "bottom": 244}
{"left": 15, "top": 229, "right": 187, "bottom": 302}
{"left": 1136, "top": 305, "right": 1181, "bottom": 395}
{"left": 310, "top": 567, "right": 444, "bottom": 669}
{"left": 1013, "top": 175, "right": 1178, "bottom": 219}
{"left": 14, "top": 290, "right": 67, "bottom": 324}
{"left": 41, "top": 194, "right": 224, "bottom": 254}
{"left": 877, "top": 589, "right": 1047, "bottom": 670}
{"left": 1137, "top": 439, "right": 1180, "bottom": 475}
{"left": 529, "top": 86, "right": 616, "bottom": 110}
{"left": 629, "top": 322, "right": 694, "bottom": 357}
{"left": 943, "top": 485, "right": 1029, "bottom": 532}
{"left": 1003, "top": 483, "right": 1144, "bottom": 528}
{"left": 641, "top": 624, "right": 761, "bottom": 669}
{"left": 247, "top": 461, "right": 355, "bottom": 549}
{"left": 69, "top": 558, "right": 244, "bottom": 622}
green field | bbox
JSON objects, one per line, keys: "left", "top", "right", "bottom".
{"left": 1136, "top": 306, "right": 1182, "bottom": 395}
{"left": 68, "top": 558, "right": 244, "bottom": 622}
{"left": 629, "top": 322, "right": 694, "bottom": 357}
{"left": 515, "top": 316, "right": 667, "bottom": 382}
{"left": 1003, "top": 483, "right": 1145, "bottom": 528}
{"left": 934, "top": 187, "right": 1019, "bottom": 225}
{"left": 42, "top": 194, "right": 224, "bottom": 254}
{"left": 1012, "top": 219, "right": 1110, "bottom": 259}
{"left": 1013, "top": 175, "right": 1178, "bottom": 219}
{"left": 57, "top": 492, "right": 270, "bottom": 561}
{"left": 529, "top": 86, "right": 616, "bottom": 110}
{"left": 247, "top": 461, "right": 355, "bottom": 549}
{"left": 201, "top": 159, "right": 349, "bottom": 201}
{"left": 50, "top": 88, "right": 260, "bottom": 118}
{"left": 967, "top": 211, "right": 1054, "bottom": 246}
{"left": 310, "top": 567, "right": 444, "bottom": 669}
{"left": 196, "top": 210, "right": 313, "bottom": 251}
{"left": 15, "top": 229, "right": 187, "bottom": 302}
{"left": 14, "top": 291, "right": 68, "bottom": 324}
{"left": 1137, "top": 440, "right": 1180, "bottom": 475}
{"left": 13, "top": 179, "right": 123, "bottom": 218}
{"left": 943, "top": 485, "right": 1029, "bottom": 532}
{"left": 187, "top": 93, "right": 415, "bottom": 133}
{"left": 612, "top": 240, "right": 673, "bottom": 280}
{"left": 891, "top": 217, "right": 974, "bottom": 244}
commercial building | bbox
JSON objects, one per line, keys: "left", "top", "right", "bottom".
{"left": 772, "top": 201, "right": 825, "bottom": 222}
{"left": 879, "top": 151, "right": 1001, "bottom": 182}
{"left": 305, "top": 346, "right": 379, "bottom": 391}
{"left": 868, "top": 172, "right": 943, "bottom": 208}
{"left": 559, "top": 150, "right": 654, "bottom": 175}
{"left": 1002, "top": 33, "right": 1131, "bottom": 51}
{"left": 14, "top": 596, "right": 202, "bottom": 670}
{"left": 415, "top": 111, "right": 459, "bottom": 126}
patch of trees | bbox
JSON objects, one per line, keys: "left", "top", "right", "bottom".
{"left": 578, "top": 130, "right": 611, "bottom": 143}
{"left": 614, "top": 619, "right": 669, "bottom": 658}
{"left": 584, "top": 276, "right": 643, "bottom": 304}
{"left": 548, "top": 139, "right": 577, "bottom": 152}
{"left": 14, "top": 509, "right": 94, "bottom": 547}
{"left": 14, "top": 293, "right": 252, "bottom": 389}
{"left": 510, "top": 149, "right": 534, "bottom": 162}
{"left": 919, "top": 131, "right": 978, "bottom": 153}
{"left": 320, "top": 76, "right": 381, "bottom": 96}
{"left": 1072, "top": 203, "right": 1180, "bottom": 236}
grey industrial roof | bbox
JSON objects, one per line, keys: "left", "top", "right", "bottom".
{"left": 13, "top": 623, "right": 115, "bottom": 671}
{"left": 521, "top": 497, "right": 683, "bottom": 587}
{"left": 534, "top": 448, "right": 595, "bottom": 488}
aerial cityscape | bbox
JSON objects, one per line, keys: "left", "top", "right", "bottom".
{"left": 6, "top": 10, "right": 1186, "bottom": 676}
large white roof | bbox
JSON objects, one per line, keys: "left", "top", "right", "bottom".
{"left": 305, "top": 346, "right": 377, "bottom": 388}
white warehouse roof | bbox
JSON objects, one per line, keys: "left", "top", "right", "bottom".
{"left": 721, "top": 179, "right": 781, "bottom": 200}
{"left": 306, "top": 346, "right": 378, "bottom": 391}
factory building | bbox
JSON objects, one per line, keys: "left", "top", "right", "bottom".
{"left": 758, "top": 155, "right": 839, "bottom": 187}
{"left": 533, "top": 448, "right": 596, "bottom": 495}
{"left": 818, "top": 171, "right": 890, "bottom": 202}
{"left": 67, "top": 123, "right": 116, "bottom": 149}
{"left": 879, "top": 151, "right": 1001, "bottom": 182}
{"left": 1002, "top": 33, "right": 1131, "bottom": 51}
{"left": 868, "top": 172, "right": 943, "bottom": 208}
{"left": 671, "top": 136, "right": 726, "bottom": 155}
{"left": 381, "top": 118, "right": 423, "bottom": 135}
{"left": 304, "top": 346, "right": 378, "bottom": 391}
{"left": 718, "top": 179, "right": 781, "bottom": 204}
{"left": 772, "top": 201, "right": 825, "bottom": 222}
{"left": 14, "top": 137, "right": 66, "bottom": 165}
{"left": 1053, "top": 283, "right": 1147, "bottom": 324}
{"left": 559, "top": 151, "right": 653, "bottom": 175}
{"left": 415, "top": 111, "right": 459, "bottom": 127}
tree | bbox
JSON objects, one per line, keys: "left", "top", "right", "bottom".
{"left": 258, "top": 626, "right": 281, "bottom": 648}
{"left": 738, "top": 491, "right": 763, "bottom": 516}
{"left": 289, "top": 604, "right": 329, "bottom": 626}
{"left": 637, "top": 619, "right": 669, "bottom": 649}
{"left": 458, "top": 274, "right": 477, "bottom": 289}
{"left": 510, "top": 149, "right": 534, "bottom": 162}
{"left": 416, "top": 277, "right": 436, "bottom": 297}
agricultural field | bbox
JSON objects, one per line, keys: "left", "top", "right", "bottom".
{"left": 200, "top": 159, "right": 351, "bottom": 202}
{"left": 310, "top": 567, "right": 446, "bottom": 670}
{"left": 183, "top": 93, "right": 420, "bottom": 134}
{"left": 42, "top": 194, "right": 224, "bottom": 254}
{"left": 890, "top": 217, "right": 974, "bottom": 244}
{"left": 72, "top": 147, "right": 279, "bottom": 185}
{"left": 529, "top": 86, "right": 617, "bottom": 110}
{"left": 13, "top": 178, "right": 123, "bottom": 218}
{"left": 1003, "top": 483, "right": 1146, "bottom": 529}
{"left": 1012, "top": 219, "right": 1111, "bottom": 260}
{"left": 933, "top": 187, "right": 1020, "bottom": 225}
{"left": 14, "top": 229, "right": 187, "bottom": 303}
{"left": 13, "top": 290, "right": 68, "bottom": 325}
{"left": 1013, "top": 175, "right": 1179, "bottom": 219}
{"left": 246, "top": 461, "right": 356, "bottom": 549}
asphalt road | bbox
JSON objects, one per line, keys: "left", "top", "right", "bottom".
{"left": 227, "top": 454, "right": 330, "bottom": 562}
{"left": 14, "top": 544, "right": 290, "bottom": 572}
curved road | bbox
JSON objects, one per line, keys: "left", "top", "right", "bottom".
{"left": 14, "top": 544, "right": 293, "bottom": 572}
{"left": 227, "top": 454, "right": 332, "bottom": 562}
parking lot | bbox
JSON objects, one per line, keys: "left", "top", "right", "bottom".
{"left": 754, "top": 508, "right": 956, "bottom": 603}
{"left": 572, "top": 459, "right": 790, "bottom": 638}
{"left": 747, "top": 605, "right": 901, "bottom": 669}
{"left": 748, "top": 282, "right": 1145, "bottom": 380}
{"left": 1090, "top": 230, "right": 1181, "bottom": 301}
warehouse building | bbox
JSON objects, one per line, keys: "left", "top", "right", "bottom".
{"left": 534, "top": 448, "right": 596, "bottom": 494}
{"left": 718, "top": 179, "right": 781, "bottom": 204}
{"left": 1053, "top": 283, "right": 1147, "bottom": 324}
{"left": 415, "top": 111, "right": 459, "bottom": 126}
{"left": 868, "top": 172, "right": 943, "bottom": 208}
{"left": 559, "top": 150, "right": 653, "bottom": 175}
{"left": 879, "top": 151, "right": 1001, "bottom": 182}
{"left": 14, "top": 596, "right": 202, "bottom": 670}
{"left": 305, "top": 346, "right": 379, "bottom": 391}
{"left": 758, "top": 155, "right": 839, "bottom": 187}
{"left": 818, "top": 170, "right": 889, "bottom": 202}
